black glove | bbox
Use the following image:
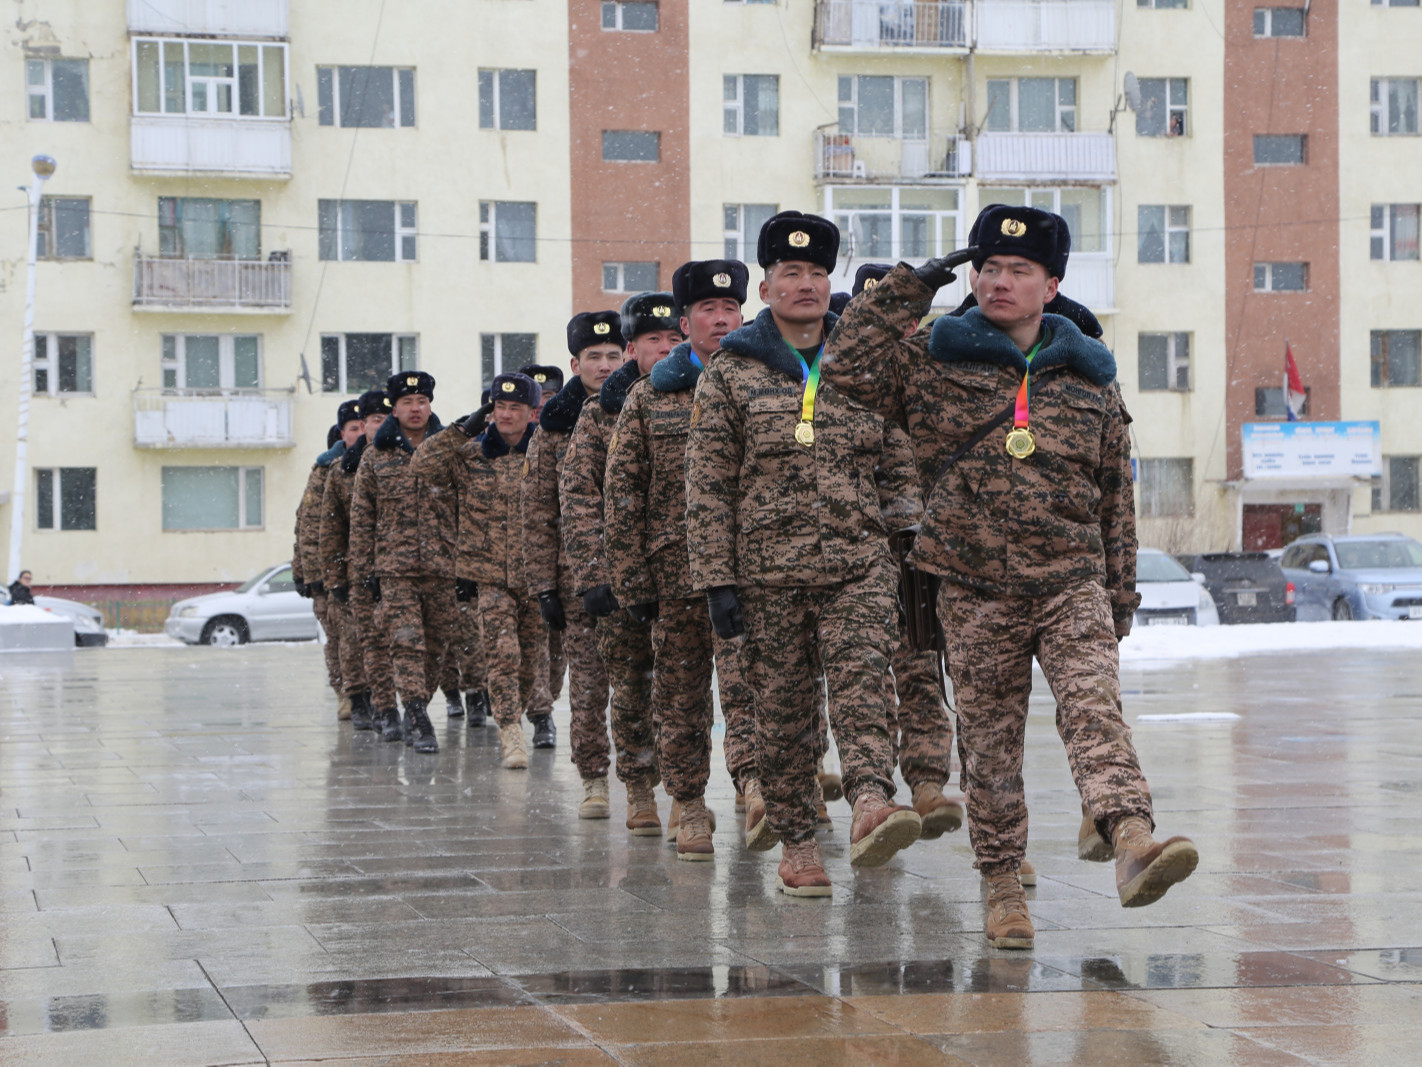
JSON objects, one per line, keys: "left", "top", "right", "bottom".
{"left": 455, "top": 402, "right": 495, "bottom": 439}
{"left": 538, "top": 590, "right": 567, "bottom": 631}
{"left": 913, "top": 245, "right": 979, "bottom": 291}
{"left": 706, "top": 585, "right": 744, "bottom": 640}
{"left": 308, "top": 580, "right": 325, "bottom": 596}
{"left": 331, "top": 585, "right": 349, "bottom": 604}
{"left": 363, "top": 575, "right": 382, "bottom": 603}
{"left": 582, "top": 583, "right": 619, "bottom": 618}
{"left": 455, "top": 578, "right": 479, "bottom": 602}
{"left": 627, "top": 601, "right": 659, "bottom": 625}
{"left": 294, "top": 580, "right": 311, "bottom": 599}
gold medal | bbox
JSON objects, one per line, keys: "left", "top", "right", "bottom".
{"left": 1005, "top": 427, "right": 1036, "bottom": 459}
{"left": 795, "top": 421, "right": 815, "bottom": 447}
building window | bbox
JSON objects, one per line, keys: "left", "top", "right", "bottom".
{"left": 37, "top": 197, "right": 91, "bottom": 260}
{"left": 839, "top": 75, "right": 927, "bottom": 138}
{"left": 320, "top": 334, "right": 417, "bottom": 394}
{"left": 26, "top": 57, "right": 89, "bottom": 121}
{"left": 1137, "top": 205, "right": 1190, "bottom": 263}
{"left": 828, "top": 187, "right": 961, "bottom": 260}
{"left": 602, "top": 1, "right": 659, "bottom": 30}
{"left": 984, "top": 78, "right": 1076, "bottom": 133}
{"left": 316, "top": 66, "right": 414, "bottom": 127}
{"left": 162, "top": 335, "right": 262, "bottom": 392}
{"left": 1138, "top": 459, "right": 1194, "bottom": 517}
{"left": 134, "top": 39, "right": 287, "bottom": 118}
{"left": 602, "top": 130, "right": 660, "bottom": 161}
{"left": 318, "top": 201, "right": 417, "bottom": 262}
{"left": 1138, "top": 0, "right": 1189, "bottom": 8}
{"left": 1252, "top": 134, "right": 1307, "bottom": 164}
{"left": 1138, "top": 333, "right": 1191, "bottom": 391}
{"left": 162, "top": 467, "right": 263, "bottom": 531}
{"left": 1373, "top": 457, "right": 1421, "bottom": 512}
{"left": 35, "top": 468, "right": 96, "bottom": 531}
{"left": 724, "top": 203, "right": 778, "bottom": 260}
{"left": 1371, "top": 204, "right": 1421, "bottom": 260}
{"left": 33, "top": 334, "right": 93, "bottom": 396}
{"left": 1371, "top": 78, "right": 1420, "bottom": 135}
{"left": 602, "top": 262, "right": 659, "bottom": 292}
{"left": 979, "top": 186, "right": 1107, "bottom": 252}
{"left": 1135, "top": 78, "right": 1188, "bottom": 136}
{"left": 158, "top": 198, "right": 260, "bottom": 259}
{"left": 478, "top": 69, "right": 536, "bottom": 131}
{"left": 1373, "top": 0, "right": 1422, "bottom": 6}
{"left": 478, "top": 201, "right": 536, "bottom": 262}
{"left": 1254, "top": 386, "right": 1311, "bottom": 417}
{"left": 723, "top": 75, "right": 779, "bottom": 136}
{"left": 1254, "top": 7, "right": 1306, "bottom": 35}
{"left": 480, "top": 333, "right": 537, "bottom": 386}
{"left": 1371, "top": 330, "right": 1421, "bottom": 387}
{"left": 1253, "top": 262, "right": 1307, "bottom": 291}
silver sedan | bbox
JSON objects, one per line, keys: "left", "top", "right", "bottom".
{"left": 164, "top": 563, "right": 319, "bottom": 646}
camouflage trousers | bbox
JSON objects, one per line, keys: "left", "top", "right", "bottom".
{"left": 938, "top": 579, "right": 1154, "bottom": 876}
{"left": 549, "top": 629, "right": 566, "bottom": 703}
{"left": 328, "top": 597, "right": 367, "bottom": 697}
{"left": 379, "top": 576, "right": 457, "bottom": 705}
{"left": 478, "top": 585, "right": 552, "bottom": 728}
{"left": 651, "top": 598, "right": 715, "bottom": 802}
{"left": 561, "top": 580, "right": 611, "bottom": 780}
{"left": 739, "top": 559, "right": 899, "bottom": 843}
{"left": 449, "top": 598, "right": 487, "bottom": 691}
{"left": 597, "top": 609, "right": 657, "bottom": 786}
{"left": 884, "top": 620, "right": 952, "bottom": 789}
{"left": 713, "top": 632, "right": 757, "bottom": 794}
{"left": 350, "top": 588, "right": 396, "bottom": 710}
{"left": 312, "top": 592, "right": 342, "bottom": 694}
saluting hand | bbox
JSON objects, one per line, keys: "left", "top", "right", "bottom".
{"left": 913, "top": 245, "right": 979, "bottom": 291}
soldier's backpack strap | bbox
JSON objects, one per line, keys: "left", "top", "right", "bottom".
{"left": 931, "top": 366, "right": 1069, "bottom": 483}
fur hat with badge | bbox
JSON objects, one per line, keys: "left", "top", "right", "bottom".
{"left": 519, "top": 363, "right": 564, "bottom": 395}
{"left": 567, "top": 311, "right": 625, "bottom": 355}
{"left": 620, "top": 291, "right": 679, "bottom": 341}
{"left": 357, "top": 388, "right": 390, "bottom": 418}
{"left": 386, "top": 370, "right": 436, "bottom": 402}
{"left": 673, "top": 259, "right": 749, "bottom": 310}
{"left": 336, "top": 398, "right": 362, "bottom": 427}
{"left": 757, "top": 210, "right": 840, "bottom": 272}
{"left": 853, "top": 262, "right": 894, "bottom": 296}
{"left": 488, "top": 372, "right": 542, "bottom": 409}
{"left": 968, "top": 204, "right": 1071, "bottom": 281}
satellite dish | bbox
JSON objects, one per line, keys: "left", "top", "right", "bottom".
{"left": 1123, "top": 72, "right": 1141, "bottom": 112}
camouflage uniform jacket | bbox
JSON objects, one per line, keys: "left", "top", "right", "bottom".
{"left": 293, "top": 443, "right": 343, "bottom": 585}
{"left": 415, "top": 421, "right": 535, "bottom": 590}
{"left": 559, "top": 360, "right": 641, "bottom": 595}
{"left": 521, "top": 379, "right": 595, "bottom": 596}
{"left": 822, "top": 263, "right": 1141, "bottom": 635}
{"left": 685, "top": 308, "right": 921, "bottom": 591}
{"left": 605, "top": 343, "right": 703, "bottom": 605}
{"left": 318, "top": 435, "right": 367, "bottom": 591}
{"left": 349, "top": 415, "right": 456, "bottom": 581}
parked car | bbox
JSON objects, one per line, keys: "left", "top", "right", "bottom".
{"left": 1279, "top": 533, "right": 1422, "bottom": 621}
{"left": 1134, "top": 549, "right": 1220, "bottom": 627}
{"left": 32, "top": 595, "right": 109, "bottom": 647}
{"left": 164, "top": 562, "right": 318, "bottom": 645}
{"left": 1175, "top": 552, "right": 1296, "bottom": 625}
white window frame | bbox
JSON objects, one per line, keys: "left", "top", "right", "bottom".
{"left": 1138, "top": 332, "right": 1191, "bottom": 392}
{"left": 1137, "top": 458, "right": 1195, "bottom": 518}
{"left": 37, "top": 196, "right": 92, "bottom": 260}
{"left": 161, "top": 466, "right": 264, "bottom": 531}
{"left": 478, "top": 201, "right": 538, "bottom": 262}
{"left": 723, "top": 204, "right": 777, "bottom": 261}
{"left": 1136, "top": 77, "right": 1189, "bottom": 137}
{"left": 1138, "top": 0, "right": 1190, "bottom": 8}
{"left": 838, "top": 75, "right": 929, "bottom": 139}
{"left": 1253, "top": 7, "right": 1306, "bottom": 36}
{"left": 132, "top": 38, "right": 289, "bottom": 119}
{"left": 1137, "top": 204, "right": 1190, "bottom": 264}
{"left": 723, "top": 74, "right": 779, "bottom": 137}
{"left": 1371, "top": 203, "right": 1421, "bottom": 261}
{"left": 984, "top": 77, "right": 1077, "bottom": 133}
{"left": 320, "top": 333, "right": 418, "bottom": 395}
{"left": 480, "top": 333, "right": 538, "bottom": 386}
{"left": 1253, "top": 262, "right": 1308, "bottom": 292}
{"left": 161, "top": 334, "right": 264, "bottom": 392}
{"left": 318, "top": 200, "right": 418, "bottom": 262}
{"left": 33, "top": 333, "right": 94, "bottom": 397}
{"left": 34, "top": 467, "right": 97, "bottom": 531}
{"left": 601, "top": 1, "right": 659, "bottom": 31}
{"left": 1371, "top": 78, "right": 1421, "bottom": 136}
{"left": 317, "top": 66, "right": 416, "bottom": 128}
{"left": 824, "top": 186, "right": 962, "bottom": 262}
{"left": 602, "top": 262, "right": 660, "bottom": 293}
{"left": 1371, "top": 330, "right": 1422, "bottom": 388}
{"left": 26, "top": 57, "right": 88, "bottom": 122}
{"left": 478, "top": 68, "right": 536, "bottom": 131}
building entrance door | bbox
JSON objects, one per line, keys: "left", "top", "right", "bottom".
{"left": 1243, "top": 503, "right": 1323, "bottom": 550}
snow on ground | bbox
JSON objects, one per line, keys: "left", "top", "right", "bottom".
{"left": 108, "top": 630, "right": 186, "bottom": 647}
{"left": 1121, "top": 619, "right": 1422, "bottom": 665}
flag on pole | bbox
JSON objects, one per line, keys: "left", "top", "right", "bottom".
{"left": 1284, "top": 340, "right": 1305, "bottom": 421}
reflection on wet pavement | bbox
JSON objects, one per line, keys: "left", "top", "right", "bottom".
{"left": 1, "top": 644, "right": 1420, "bottom": 1063}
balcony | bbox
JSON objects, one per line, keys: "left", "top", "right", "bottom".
{"left": 130, "top": 115, "right": 291, "bottom": 178}
{"left": 975, "top": 0, "right": 1115, "bottom": 53}
{"left": 133, "top": 389, "right": 295, "bottom": 450}
{"left": 1058, "top": 253, "right": 1114, "bottom": 311}
{"left": 126, "top": 0, "right": 288, "bottom": 38}
{"left": 973, "top": 132, "right": 1115, "bottom": 183}
{"left": 133, "top": 252, "right": 292, "bottom": 314}
{"left": 814, "top": 0, "right": 968, "bottom": 51}
{"left": 815, "top": 130, "right": 970, "bottom": 183}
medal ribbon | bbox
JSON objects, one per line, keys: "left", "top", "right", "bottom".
{"left": 788, "top": 342, "right": 824, "bottom": 426}
{"left": 1012, "top": 337, "right": 1046, "bottom": 431}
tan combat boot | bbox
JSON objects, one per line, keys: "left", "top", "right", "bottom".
{"left": 775, "top": 838, "right": 832, "bottom": 897}
{"left": 498, "top": 723, "right": 528, "bottom": 770}
{"left": 734, "top": 789, "right": 746, "bottom": 813}
{"left": 1114, "top": 816, "right": 1198, "bottom": 908}
{"left": 742, "top": 778, "right": 777, "bottom": 851}
{"left": 981, "top": 858, "right": 1038, "bottom": 888}
{"left": 911, "top": 783, "right": 964, "bottom": 840}
{"left": 985, "top": 869, "right": 1035, "bottom": 949}
{"left": 626, "top": 780, "right": 661, "bottom": 836}
{"left": 849, "top": 792, "right": 922, "bottom": 868}
{"left": 578, "top": 777, "right": 610, "bottom": 820}
{"left": 1079, "top": 802, "right": 1114, "bottom": 862}
{"left": 336, "top": 692, "right": 352, "bottom": 721}
{"left": 814, "top": 777, "right": 834, "bottom": 833}
{"left": 676, "top": 797, "right": 715, "bottom": 862}
{"left": 666, "top": 799, "right": 716, "bottom": 846}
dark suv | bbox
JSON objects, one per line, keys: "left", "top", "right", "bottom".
{"left": 1175, "top": 552, "right": 1296, "bottom": 625}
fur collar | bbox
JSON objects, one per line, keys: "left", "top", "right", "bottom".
{"left": 480, "top": 421, "right": 536, "bottom": 460}
{"left": 717, "top": 308, "right": 840, "bottom": 381}
{"left": 927, "top": 308, "right": 1116, "bottom": 386}
{"left": 649, "top": 343, "right": 703, "bottom": 393}
{"left": 340, "top": 435, "right": 367, "bottom": 474}
{"left": 372, "top": 412, "right": 444, "bottom": 454}
{"left": 540, "top": 377, "right": 591, "bottom": 433}
{"left": 598, "top": 359, "right": 642, "bottom": 415}
{"left": 316, "top": 440, "right": 345, "bottom": 468}
{"left": 949, "top": 290, "right": 1103, "bottom": 340}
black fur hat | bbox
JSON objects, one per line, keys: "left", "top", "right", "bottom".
{"left": 489, "top": 372, "right": 542, "bottom": 408}
{"left": 828, "top": 292, "right": 852, "bottom": 316}
{"left": 673, "top": 260, "right": 749, "bottom": 311}
{"left": 386, "top": 370, "right": 436, "bottom": 402}
{"left": 357, "top": 388, "right": 390, "bottom": 418}
{"left": 757, "top": 210, "right": 839, "bottom": 272}
{"left": 567, "top": 311, "right": 625, "bottom": 355}
{"left": 336, "top": 399, "right": 361, "bottom": 427}
{"left": 968, "top": 204, "right": 1071, "bottom": 281}
{"left": 620, "top": 292, "right": 680, "bottom": 341}
{"left": 325, "top": 423, "right": 340, "bottom": 448}
{"left": 853, "top": 263, "right": 894, "bottom": 296}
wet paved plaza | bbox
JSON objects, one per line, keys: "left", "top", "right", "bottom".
{"left": 1, "top": 641, "right": 1421, "bottom": 1064}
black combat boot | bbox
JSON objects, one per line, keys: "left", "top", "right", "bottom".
{"left": 531, "top": 714, "right": 556, "bottom": 749}
{"left": 350, "top": 690, "right": 375, "bottom": 731}
{"left": 407, "top": 699, "right": 439, "bottom": 754}
{"left": 401, "top": 706, "right": 415, "bottom": 746}
{"left": 443, "top": 688, "right": 465, "bottom": 718}
{"left": 466, "top": 689, "right": 489, "bottom": 728}
{"left": 378, "top": 706, "right": 402, "bottom": 742}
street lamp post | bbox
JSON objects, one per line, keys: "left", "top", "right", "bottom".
{"left": 8, "top": 154, "right": 56, "bottom": 588}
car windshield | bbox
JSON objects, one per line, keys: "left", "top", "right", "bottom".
{"left": 1137, "top": 553, "right": 1192, "bottom": 582}
{"left": 1335, "top": 539, "right": 1422, "bottom": 570}
{"left": 235, "top": 567, "right": 279, "bottom": 594}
